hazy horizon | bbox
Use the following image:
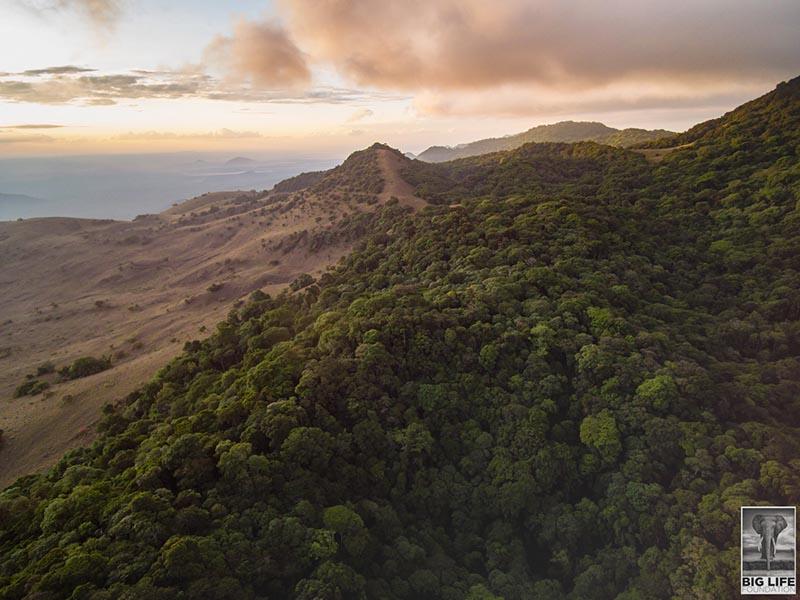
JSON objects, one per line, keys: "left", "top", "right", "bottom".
{"left": 0, "top": 150, "right": 339, "bottom": 220}
{"left": 0, "top": 115, "right": 688, "bottom": 221}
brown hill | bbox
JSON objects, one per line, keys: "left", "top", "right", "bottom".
{"left": 0, "top": 145, "right": 423, "bottom": 487}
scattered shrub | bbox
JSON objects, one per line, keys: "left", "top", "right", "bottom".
{"left": 36, "top": 361, "right": 55, "bottom": 376}
{"left": 59, "top": 356, "right": 112, "bottom": 380}
{"left": 290, "top": 273, "right": 315, "bottom": 292}
{"left": 14, "top": 379, "right": 50, "bottom": 398}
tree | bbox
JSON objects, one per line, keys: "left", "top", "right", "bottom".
{"left": 580, "top": 409, "right": 622, "bottom": 464}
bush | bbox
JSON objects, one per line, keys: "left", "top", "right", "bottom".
{"left": 36, "top": 362, "right": 55, "bottom": 376}
{"left": 59, "top": 356, "right": 112, "bottom": 380}
{"left": 290, "top": 273, "right": 315, "bottom": 292}
{"left": 14, "top": 379, "right": 50, "bottom": 398}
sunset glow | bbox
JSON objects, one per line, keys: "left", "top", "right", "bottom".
{"left": 2, "top": 0, "right": 798, "bottom": 156}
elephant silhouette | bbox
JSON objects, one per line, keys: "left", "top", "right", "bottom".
{"left": 752, "top": 514, "right": 788, "bottom": 572}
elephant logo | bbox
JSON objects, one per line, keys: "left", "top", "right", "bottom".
{"left": 752, "top": 514, "right": 788, "bottom": 572}
{"left": 741, "top": 506, "right": 796, "bottom": 595}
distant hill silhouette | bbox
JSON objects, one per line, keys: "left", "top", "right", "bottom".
{"left": 0, "top": 192, "right": 43, "bottom": 203}
{"left": 0, "top": 192, "right": 45, "bottom": 220}
{"left": 416, "top": 120, "right": 673, "bottom": 162}
{"left": 225, "top": 156, "right": 257, "bottom": 166}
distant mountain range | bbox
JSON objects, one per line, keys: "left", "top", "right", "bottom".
{"left": 416, "top": 120, "right": 674, "bottom": 162}
{"left": 0, "top": 192, "right": 42, "bottom": 203}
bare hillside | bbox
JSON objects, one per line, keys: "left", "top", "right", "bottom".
{"left": 0, "top": 145, "right": 423, "bottom": 487}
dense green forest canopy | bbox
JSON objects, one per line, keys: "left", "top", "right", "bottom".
{"left": 271, "top": 171, "right": 326, "bottom": 194}
{"left": 402, "top": 142, "right": 650, "bottom": 205}
{"left": 1, "top": 77, "right": 799, "bottom": 599}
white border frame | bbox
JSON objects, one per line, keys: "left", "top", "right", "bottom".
{"left": 740, "top": 505, "right": 796, "bottom": 595}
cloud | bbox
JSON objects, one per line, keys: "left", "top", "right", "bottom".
{"left": 0, "top": 70, "right": 204, "bottom": 104}
{"left": 7, "top": 1, "right": 798, "bottom": 120}
{"left": 114, "top": 128, "right": 263, "bottom": 141}
{"left": 20, "top": 0, "right": 122, "bottom": 29}
{"left": 278, "top": 0, "right": 800, "bottom": 115}
{"left": 413, "top": 81, "right": 768, "bottom": 118}
{"left": 347, "top": 108, "right": 374, "bottom": 123}
{"left": 21, "top": 66, "right": 96, "bottom": 76}
{"left": 0, "top": 133, "right": 55, "bottom": 144}
{"left": 204, "top": 18, "right": 310, "bottom": 88}
{"left": 0, "top": 66, "right": 403, "bottom": 106}
{"left": 76, "top": 0, "right": 120, "bottom": 26}
{"left": 64, "top": 0, "right": 120, "bottom": 28}
{"left": 0, "top": 123, "right": 64, "bottom": 129}
{"left": 85, "top": 98, "right": 117, "bottom": 106}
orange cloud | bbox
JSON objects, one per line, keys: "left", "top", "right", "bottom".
{"left": 11, "top": 0, "right": 800, "bottom": 121}
{"left": 412, "top": 80, "right": 771, "bottom": 118}
{"left": 69, "top": 0, "right": 120, "bottom": 27}
{"left": 204, "top": 18, "right": 311, "bottom": 89}
{"left": 346, "top": 108, "right": 374, "bottom": 123}
{"left": 279, "top": 0, "right": 800, "bottom": 92}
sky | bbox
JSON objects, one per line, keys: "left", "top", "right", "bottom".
{"left": 1, "top": 0, "right": 799, "bottom": 157}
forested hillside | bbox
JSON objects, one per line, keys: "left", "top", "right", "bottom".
{"left": 1, "top": 77, "right": 799, "bottom": 599}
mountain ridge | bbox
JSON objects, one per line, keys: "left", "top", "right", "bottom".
{"left": 416, "top": 120, "right": 674, "bottom": 162}
{"left": 0, "top": 144, "right": 418, "bottom": 487}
